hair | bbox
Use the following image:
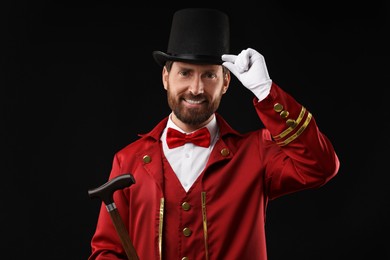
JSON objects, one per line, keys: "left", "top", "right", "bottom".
{"left": 164, "top": 60, "right": 229, "bottom": 76}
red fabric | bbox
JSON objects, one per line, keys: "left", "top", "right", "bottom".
{"left": 166, "top": 127, "right": 211, "bottom": 148}
{"left": 161, "top": 155, "right": 209, "bottom": 260}
{"left": 88, "top": 83, "right": 340, "bottom": 260}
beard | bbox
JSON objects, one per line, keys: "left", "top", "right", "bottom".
{"left": 166, "top": 86, "right": 223, "bottom": 126}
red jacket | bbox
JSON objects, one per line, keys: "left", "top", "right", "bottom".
{"left": 89, "top": 83, "right": 340, "bottom": 260}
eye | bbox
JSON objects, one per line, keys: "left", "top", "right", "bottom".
{"left": 179, "top": 70, "right": 190, "bottom": 77}
{"left": 205, "top": 72, "right": 217, "bottom": 79}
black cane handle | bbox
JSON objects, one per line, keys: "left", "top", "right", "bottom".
{"left": 88, "top": 173, "right": 136, "bottom": 205}
{"left": 88, "top": 173, "right": 139, "bottom": 260}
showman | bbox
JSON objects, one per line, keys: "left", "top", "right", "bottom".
{"left": 88, "top": 8, "right": 340, "bottom": 260}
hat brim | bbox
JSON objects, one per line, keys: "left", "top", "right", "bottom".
{"left": 152, "top": 51, "right": 223, "bottom": 67}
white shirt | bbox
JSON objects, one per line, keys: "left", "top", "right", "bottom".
{"left": 160, "top": 113, "right": 219, "bottom": 192}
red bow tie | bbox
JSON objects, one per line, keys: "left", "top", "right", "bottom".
{"left": 166, "top": 127, "right": 211, "bottom": 149}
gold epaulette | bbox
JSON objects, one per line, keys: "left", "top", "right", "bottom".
{"left": 272, "top": 103, "right": 312, "bottom": 146}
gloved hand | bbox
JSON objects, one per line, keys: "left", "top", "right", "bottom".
{"left": 222, "top": 48, "right": 272, "bottom": 101}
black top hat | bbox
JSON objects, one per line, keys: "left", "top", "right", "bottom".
{"left": 152, "top": 8, "right": 230, "bottom": 66}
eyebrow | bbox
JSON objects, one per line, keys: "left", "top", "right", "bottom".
{"left": 176, "top": 65, "right": 220, "bottom": 73}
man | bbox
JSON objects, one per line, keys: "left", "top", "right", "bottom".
{"left": 88, "top": 8, "right": 340, "bottom": 260}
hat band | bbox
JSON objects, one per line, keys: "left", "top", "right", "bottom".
{"left": 168, "top": 53, "right": 222, "bottom": 63}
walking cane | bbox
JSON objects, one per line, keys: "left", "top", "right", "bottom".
{"left": 88, "top": 173, "right": 139, "bottom": 260}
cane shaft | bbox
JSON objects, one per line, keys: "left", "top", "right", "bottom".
{"left": 109, "top": 209, "right": 139, "bottom": 260}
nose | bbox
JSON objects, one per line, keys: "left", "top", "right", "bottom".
{"left": 188, "top": 76, "right": 204, "bottom": 95}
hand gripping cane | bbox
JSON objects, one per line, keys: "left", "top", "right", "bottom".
{"left": 88, "top": 173, "right": 139, "bottom": 260}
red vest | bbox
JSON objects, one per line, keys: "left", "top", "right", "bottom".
{"left": 162, "top": 153, "right": 209, "bottom": 259}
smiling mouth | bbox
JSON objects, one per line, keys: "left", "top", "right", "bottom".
{"left": 185, "top": 99, "right": 205, "bottom": 104}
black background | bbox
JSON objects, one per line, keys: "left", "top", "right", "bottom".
{"left": 2, "top": 2, "right": 389, "bottom": 260}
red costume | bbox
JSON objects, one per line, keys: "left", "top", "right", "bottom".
{"left": 89, "top": 83, "right": 340, "bottom": 260}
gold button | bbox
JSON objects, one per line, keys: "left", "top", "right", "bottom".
{"left": 220, "top": 148, "right": 230, "bottom": 157}
{"left": 182, "top": 257, "right": 189, "bottom": 260}
{"left": 286, "top": 119, "right": 297, "bottom": 128}
{"left": 183, "top": 227, "right": 192, "bottom": 237}
{"left": 142, "top": 155, "right": 151, "bottom": 163}
{"left": 182, "top": 202, "right": 191, "bottom": 211}
{"left": 274, "top": 103, "right": 283, "bottom": 112}
{"left": 280, "top": 110, "right": 289, "bottom": 119}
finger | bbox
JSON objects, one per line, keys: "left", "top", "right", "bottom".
{"left": 246, "top": 48, "right": 264, "bottom": 62}
{"left": 235, "top": 53, "right": 250, "bottom": 73}
{"left": 221, "top": 54, "right": 237, "bottom": 63}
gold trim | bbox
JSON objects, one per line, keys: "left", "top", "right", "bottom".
{"left": 159, "top": 198, "right": 164, "bottom": 260}
{"left": 277, "top": 112, "right": 312, "bottom": 146}
{"left": 273, "top": 106, "right": 306, "bottom": 140}
{"left": 201, "top": 192, "right": 209, "bottom": 260}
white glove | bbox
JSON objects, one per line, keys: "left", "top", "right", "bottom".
{"left": 222, "top": 48, "right": 272, "bottom": 101}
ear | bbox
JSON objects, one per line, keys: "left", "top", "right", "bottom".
{"left": 162, "top": 66, "right": 169, "bottom": 90}
{"left": 222, "top": 71, "right": 230, "bottom": 94}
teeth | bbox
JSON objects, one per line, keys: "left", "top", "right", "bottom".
{"left": 186, "top": 99, "right": 203, "bottom": 104}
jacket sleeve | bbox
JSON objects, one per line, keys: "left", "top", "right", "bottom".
{"left": 255, "top": 82, "right": 340, "bottom": 200}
